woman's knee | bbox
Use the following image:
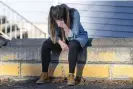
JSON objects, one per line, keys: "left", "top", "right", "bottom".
{"left": 42, "top": 38, "right": 53, "bottom": 50}
{"left": 69, "top": 40, "right": 81, "bottom": 49}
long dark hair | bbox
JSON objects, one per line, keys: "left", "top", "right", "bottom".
{"left": 48, "top": 4, "right": 70, "bottom": 43}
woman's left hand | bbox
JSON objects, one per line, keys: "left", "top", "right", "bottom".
{"left": 60, "top": 21, "right": 68, "bottom": 29}
{"left": 56, "top": 20, "right": 70, "bottom": 36}
{"left": 61, "top": 21, "right": 70, "bottom": 35}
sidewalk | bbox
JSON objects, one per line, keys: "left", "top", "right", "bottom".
{"left": 1, "top": 78, "right": 133, "bottom": 89}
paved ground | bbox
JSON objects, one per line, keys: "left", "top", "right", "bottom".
{"left": 1, "top": 78, "right": 133, "bottom": 89}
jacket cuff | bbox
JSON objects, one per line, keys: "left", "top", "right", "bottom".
{"left": 67, "top": 30, "right": 73, "bottom": 38}
{"left": 55, "top": 36, "right": 60, "bottom": 43}
{"left": 67, "top": 30, "right": 76, "bottom": 40}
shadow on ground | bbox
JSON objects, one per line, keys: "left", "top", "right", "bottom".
{"left": 1, "top": 78, "right": 133, "bottom": 89}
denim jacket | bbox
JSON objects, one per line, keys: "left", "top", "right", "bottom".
{"left": 48, "top": 9, "right": 88, "bottom": 48}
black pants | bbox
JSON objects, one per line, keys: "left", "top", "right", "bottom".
{"left": 41, "top": 38, "right": 82, "bottom": 73}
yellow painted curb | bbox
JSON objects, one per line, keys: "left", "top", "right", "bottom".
{"left": 20, "top": 63, "right": 109, "bottom": 78}
{"left": 0, "top": 63, "right": 20, "bottom": 76}
{"left": 21, "top": 63, "right": 42, "bottom": 77}
{"left": 112, "top": 65, "right": 133, "bottom": 79}
{"left": 82, "top": 64, "right": 109, "bottom": 78}
{"left": 0, "top": 62, "right": 110, "bottom": 78}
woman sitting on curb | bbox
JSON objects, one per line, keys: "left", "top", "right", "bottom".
{"left": 36, "top": 4, "right": 88, "bottom": 86}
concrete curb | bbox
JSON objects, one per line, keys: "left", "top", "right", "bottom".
{"left": 1, "top": 45, "right": 133, "bottom": 80}
{"left": 0, "top": 61, "right": 133, "bottom": 80}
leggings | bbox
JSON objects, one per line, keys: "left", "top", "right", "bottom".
{"left": 41, "top": 38, "right": 82, "bottom": 73}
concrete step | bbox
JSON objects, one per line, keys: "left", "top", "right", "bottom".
{"left": 0, "top": 46, "right": 41, "bottom": 61}
{"left": 0, "top": 36, "right": 9, "bottom": 47}
{"left": 92, "top": 38, "right": 133, "bottom": 47}
{"left": 1, "top": 38, "right": 133, "bottom": 63}
{"left": 1, "top": 39, "right": 133, "bottom": 80}
{"left": 7, "top": 38, "right": 46, "bottom": 47}
{"left": 0, "top": 61, "right": 109, "bottom": 79}
{"left": 0, "top": 60, "right": 133, "bottom": 80}
{"left": 0, "top": 46, "right": 133, "bottom": 63}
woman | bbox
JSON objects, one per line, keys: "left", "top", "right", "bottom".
{"left": 36, "top": 4, "right": 88, "bottom": 86}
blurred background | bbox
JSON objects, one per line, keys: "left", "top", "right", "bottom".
{"left": 0, "top": 0, "right": 133, "bottom": 40}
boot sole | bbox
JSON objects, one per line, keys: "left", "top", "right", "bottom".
{"left": 36, "top": 80, "right": 49, "bottom": 84}
{"left": 67, "top": 82, "right": 75, "bottom": 86}
{"left": 67, "top": 84, "right": 75, "bottom": 86}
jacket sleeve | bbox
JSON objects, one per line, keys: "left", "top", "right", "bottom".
{"left": 67, "top": 10, "right": 80, "bottom": 40}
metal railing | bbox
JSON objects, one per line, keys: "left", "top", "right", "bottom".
{"left": 0, "top": 1, "right": 46, "bottom": 40}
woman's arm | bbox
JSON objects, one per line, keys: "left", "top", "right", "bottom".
{"left": 48, "top": 28, "right": 69, "bottom": 51}
{"left": 64, "top": 10, "right": 80, "bottom": 40}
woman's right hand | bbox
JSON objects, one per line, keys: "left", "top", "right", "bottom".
{"left": 58, "top": 40, "right": 69, "bottom": 51}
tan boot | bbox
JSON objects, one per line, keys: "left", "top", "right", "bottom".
{"left": 36, "top": 72, "right": 49, "bottom": 84}
{"left": 67, "top": 73, "right": 75, "bottom": 86}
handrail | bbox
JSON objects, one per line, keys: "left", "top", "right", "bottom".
{"left": 0, "top": 1, "right": 46, "bottom": 39}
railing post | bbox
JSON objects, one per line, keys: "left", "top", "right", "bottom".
{"left": 20, "top": 18, "right": 23, "bottom": 39}
{"left": 0, "top": 1, "right": 46, "bottom": 39}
